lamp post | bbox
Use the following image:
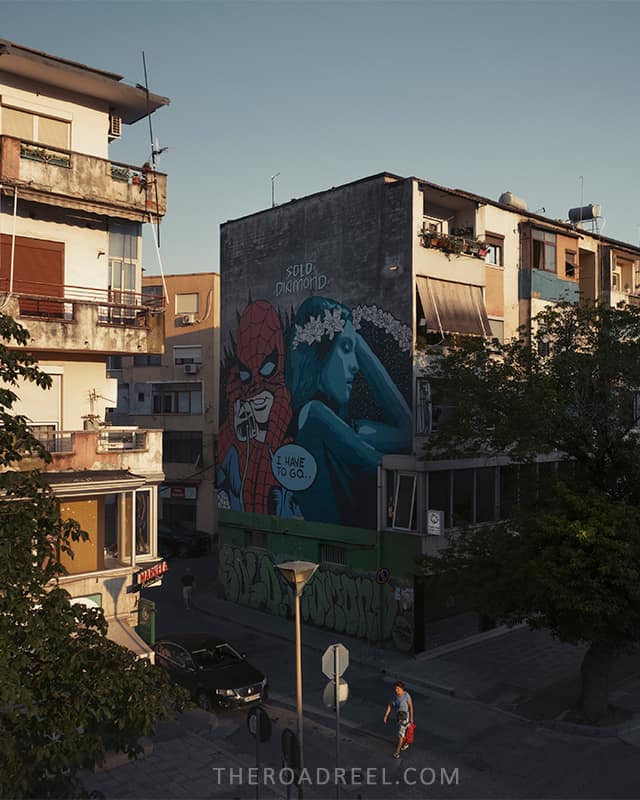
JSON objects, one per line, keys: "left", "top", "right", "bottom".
{"left": 276, "top": 560, "right": 318, "bottom": 786}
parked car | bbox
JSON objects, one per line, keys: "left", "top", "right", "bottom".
{"left": 157, "top": 522, "right": 210, "bottom": 559}
{"left": 152, "top": 633, "right": 268, "bottom": 710}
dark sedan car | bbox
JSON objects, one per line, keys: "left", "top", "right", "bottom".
{"left": 157, "top": 523, "right": 210, "bottom": 559}
{"left": 152, "top": 633, "right": 268, "bottom": 710}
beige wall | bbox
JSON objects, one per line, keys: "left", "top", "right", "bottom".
{"left": 0, "top": 74, "right": 111, "bottom": 158}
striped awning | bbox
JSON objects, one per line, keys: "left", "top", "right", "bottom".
{"left": 417, "top": 277, "right": 490, "bottom": 336}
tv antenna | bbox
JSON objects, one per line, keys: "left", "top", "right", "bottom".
{"left": 141, "top": 52, "right": 163, "bottom": 246}
{"left": 271, "top": 172, "right": 280, "bottom": 208}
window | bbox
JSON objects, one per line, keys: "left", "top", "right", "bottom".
{"left": 133, "top": 354, "right": 161, "bottom": 367}
{"left": 416, "top": 379, "right": 432, "bottom": 435}
{"left": 532, "top": 229, "right": 557, "bottom": 272}
{"left": 152, "top": 382, "right": 202, "bottom": 415}
{"left": 142, "top": 284, "right": 164, "bottom": 309}
{"left": 108, "top": 223, "right": 140, "bottom": 316}
{"left": 107, "top": 355, "right": 122, "bottom": 373}
{"left": 175, "top": 293, "right": 199, "bottom": 314}
{"left": 428, "top": 470, "right": 451, "bottom": 529}
{"left": 565, "top": 250, "right": 576, "bottom": 278}
{"left": 162, "top": 431, "right": 203, "bottom": 464}
{"left": 485, "top": 232, "right": 504, "bottom": 267}
{"left": 320, "top": 543, "right": 346, "bottom": 565}
{"left": 247, "top": 530, "right": 268, "bottom": 549}
{"left": 173, "top": 346, "right": 203, "bottom": 365}
{"left": 135, "top": 489, "right": 151, "bottom": 556}
{"left": 393, "top": 473, "right": 416, "bottom": 530}
{"left": 2, "top": 106, "right": 70, "bottom": 149}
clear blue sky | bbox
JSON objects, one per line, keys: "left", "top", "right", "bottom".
{"left": 4, "top": 0, "right": 640, "bottom": 274}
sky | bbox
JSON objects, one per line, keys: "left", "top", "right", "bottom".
{"left": 3, "top": 0, "right": 640, "bottom": 275}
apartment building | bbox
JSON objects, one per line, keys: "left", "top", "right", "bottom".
{"left": 0, "top": 39, "right": 170, "bottom": 655}
{"left": 108, "top": 272, "right": 219, "bottom": 538}
{"left": 218, "top": 172, "right": 640, "bottom": 653}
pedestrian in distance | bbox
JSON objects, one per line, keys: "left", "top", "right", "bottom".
{"left": 383, "top": 680, "right": 414, "bottom": 758}
{"left": 181, "top": 567, "right": 195, "bottom": 610}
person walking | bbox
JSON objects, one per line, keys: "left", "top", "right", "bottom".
{"left": 383, "top": 681, "right": 414, "bottom": 758}
{"left": 181, "top": 567, "right": 195, "bottom": 610}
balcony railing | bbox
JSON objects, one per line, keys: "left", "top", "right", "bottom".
{"left": 0, "top": 279, "right": 165, "bottom": 324}
{"left": 0, "top": 136, "right": 167, "bottom": 220}
{"left": 419, "top": 228, "right": 489, "bottom": 260}
{"left": 97, "top": 429, "right": 147, "bottom": 452}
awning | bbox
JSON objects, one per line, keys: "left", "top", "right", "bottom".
{"left": 106, "top": 618, "right": 152, "bottom": 659}
{"left": 417, "top": 277, "right": 491, "bottom": 336}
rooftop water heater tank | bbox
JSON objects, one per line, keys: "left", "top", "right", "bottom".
{"left": 498, "top": 191, "right": 528, "bottom": 211}
{"left": 568, "top": 204, "right": 601, "bottom": 223}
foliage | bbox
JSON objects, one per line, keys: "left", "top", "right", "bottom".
{"left": 423, "top": 484, "right": 640, "bottom": 648}
{"left": 0, "top": 313, "right": 187, "bottom": 798}
{"left": 424, "top": 302, "right": 640, "bottom": 502}
{"left": 421, "top": 302, "right": 640, "bottom": 720}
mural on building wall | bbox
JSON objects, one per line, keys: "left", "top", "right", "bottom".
{"left": 219, "top": 544, "right": 414, "bottom": 651}
{"left": 218, "top": 291, "right": 412, "bottom": 529}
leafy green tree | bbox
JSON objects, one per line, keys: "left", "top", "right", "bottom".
{"left": 0, "top": 313, "right": 186, "bottom": 798}
{"left": 421, "top": 302, "right": 640, "bottom": 722}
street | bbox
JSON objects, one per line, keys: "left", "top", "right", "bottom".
{"left": 84, "top": 556, "right": 640, "bottom": 799}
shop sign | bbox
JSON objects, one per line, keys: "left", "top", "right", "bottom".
{"left": 159, "top": 486, "right": 197, "bottom": 500}
{"left": 127, "top": 560, "right": 169, "bottom": 593}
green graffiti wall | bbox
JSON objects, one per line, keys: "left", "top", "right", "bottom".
{"left": 219, "top": 544, "right": 414, "bottom": 651}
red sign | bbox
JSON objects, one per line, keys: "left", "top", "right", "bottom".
{"left": 128, "top": 560, "right": 169, "bottom": 593}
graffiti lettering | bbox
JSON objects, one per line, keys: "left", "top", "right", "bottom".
{"left": 219, "top": 544, "right": 414, "bottom": 651}
{"left": 274, "top": 273, "right": 328, "bottom": 297}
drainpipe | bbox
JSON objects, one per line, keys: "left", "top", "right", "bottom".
{"left": 9, "top": 186, "right": 17, "bottom": 294}
{"left": 376, "top": 464, "right": 383, "bottom": 644}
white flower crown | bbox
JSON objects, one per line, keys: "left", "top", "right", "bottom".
{"left": 291, "top": 304, "right": 412, "bottom": 353}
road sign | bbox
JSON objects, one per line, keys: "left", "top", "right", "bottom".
{"left": 281, "top": 727, "right": 300, "bottom": 772}
{"left": 247, "top": 707, "right": 272, "bottom": 743}
{"left": 322, "top": 678, "right": 349, "bottom": 709}
{"left": 322, "top": 643, "right": 349, "bottom": 679}
{"left": 375, "top": 567, "right": 390, "bottom": 584}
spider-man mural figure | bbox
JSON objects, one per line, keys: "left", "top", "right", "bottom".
{"left": 217, "top": 300, "right": 298, "bottom": 516}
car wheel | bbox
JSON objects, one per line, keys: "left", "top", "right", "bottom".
{"left": 196, "top": 691, "right": 212, "bottom": 712}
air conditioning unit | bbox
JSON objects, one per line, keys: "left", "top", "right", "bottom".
{"left": 184, "top": 364, "right": 200, "bottom": 375}
{"left": 181, "top": 313, "right": 197, "bottom": 325}
{"left": 108, "top": 114, "right": 122, "bottom": 140}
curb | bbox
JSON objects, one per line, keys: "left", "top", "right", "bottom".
{"left": 382, "top": 672, "right": 456, "bottom": 697}
{"left": 413, "top": 623, "right": 527, "bottom": 662}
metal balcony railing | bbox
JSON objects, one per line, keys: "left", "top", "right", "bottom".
{"left": 97, "top": 429, "right": 147, "bottom": 452}
{"left": 0, "top": 279, "right": 165, "bottom": 323}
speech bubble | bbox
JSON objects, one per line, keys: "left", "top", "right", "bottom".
{"left": 272, "top": 444, "right": 317, "bottom": 491}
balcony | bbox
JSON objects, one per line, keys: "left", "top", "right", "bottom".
{"left": 0, "top": 283, "right": 165, "bottom": 355}
{"left": 20, "top": 428, "right": 163, "bottom": 476}
{"left": 419, "top": 229, "right": 489, "bottom": 260}
{"left": 0, "top": 136, "right": 167, "bottom": 222}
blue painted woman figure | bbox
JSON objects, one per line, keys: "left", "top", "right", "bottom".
{"left": 285, "top": 296, "right": 411, "bottom": 528}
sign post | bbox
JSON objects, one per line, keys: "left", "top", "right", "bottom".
{"left": 322, "top": 644, "right": 349, "bottom": 800}
{"left": 247, "top": 706, "right": 272, "bottom": 800}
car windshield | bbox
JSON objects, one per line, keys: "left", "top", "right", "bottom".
{"left": 192, "top": 643, "right": 243, "bottom": 667}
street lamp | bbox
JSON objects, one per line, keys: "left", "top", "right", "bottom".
{"left": 276, "top": 560, "right": 318, "bottom": 781}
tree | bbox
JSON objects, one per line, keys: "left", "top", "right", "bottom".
{"left": 0, "top": 313, "right": 186, "bottom": 798}
{"left": 421, "top": 302, "right": 640, "bottom": 722}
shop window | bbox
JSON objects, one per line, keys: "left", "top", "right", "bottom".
{"left": 152, "top": 382, "right": 202, "bottom": 415}
{"left": 393, "top": 473, "right": 416, "bottom": 530}
{"left": 453, "top": 469, "right": 474, "bottom": 526}
{"left": 428, "top": 470, "right": 451, "bottom": 529}
{"left": 320, "top": 543, "right": 346, "bottom": 565}
{"left": 532, "top": 229, "right": 557, "bottom": 273}
{"left": 475, "top": 467, "right": 497, "bottom": 523}
{"left": 162, "top": 430, "right": 203, "bottom": 464}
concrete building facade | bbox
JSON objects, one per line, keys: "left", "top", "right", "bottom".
{"left": 0, "top": 39, "right": 170, "bottom": 655}
{"left": 218, "top": 172, "right": 640, "bottom": 653}
{"left": 109, "top": 272, "right": 220, "bottom": 538}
